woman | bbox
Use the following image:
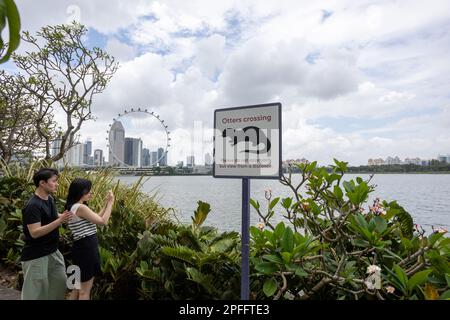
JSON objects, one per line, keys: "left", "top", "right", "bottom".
{"left": 65, "top": 178, "right": 114, "bottom": 300}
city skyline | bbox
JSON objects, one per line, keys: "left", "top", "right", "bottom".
{"left": 108, "top": 120, "right": 168, "bottom": 167}
{"left": 55, "top": 132, "right": 450, "bottom": 168}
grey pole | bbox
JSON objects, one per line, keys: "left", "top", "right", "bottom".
{"left": 241, "top": 178, "right": 250, "bottom": 300}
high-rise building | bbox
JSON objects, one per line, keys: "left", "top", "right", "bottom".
{"left": 142, "top": 148, "right": 150, "bottom": 167}
{"left": 158, "top": 147, "right": 167, "bottom": 166}
{"left": 109, "top": 121, "right": 125, "bottom": 166}
{"left": 150, "top": 151, "right": 158, "bottom": 166}
{"left": 124, "top": 137, "right": 143, "bottom": 167}
{"left": 204, "top": 153, "right": 212, "bottom": 166}
{"left": 50, "top": 137, "right": 64, "bottom": 168}
{"left": 66, "top": 143, "right": 84, "bottom": 167}
{"left": 83, "top": 139, "right": 92, "bottom": 164}
{"left": 94, "top": 149, "right": 103, "bottom": 166}
{"left": 438, "top": 155, "right": 450, "bottom": 163}
{"left": 187, "top": 155, "right": 195, "bottom": 167}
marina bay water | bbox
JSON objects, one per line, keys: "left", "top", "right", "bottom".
{"left": 117, "top": 174, "right": 450, "bottom": 233}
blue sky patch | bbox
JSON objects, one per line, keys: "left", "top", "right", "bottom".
{"left": 321, "top": 10, "right": 333, "bottom": 23}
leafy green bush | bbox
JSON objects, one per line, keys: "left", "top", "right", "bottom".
{"left": 0, "top": 163, "right": 173, "bottom": 297}
{"left": 135, "top": 201, "right": 241, "bottom": 299}
{"left": 0, "top": 176, "right": 32, "bottom": 267}
{"left": 249, "top": 159, "right": 450, "bottom": 300}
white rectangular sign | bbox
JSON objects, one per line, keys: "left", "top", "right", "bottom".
{"left": 213, "top": 102, "right": 282, "bottom": 179}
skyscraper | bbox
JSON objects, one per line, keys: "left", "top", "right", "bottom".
{"left": 187, "top": 155, "right": 195, "bottom": 167}
{"left": 109, "top": 121, "right": 125, "bottom": 166}
{"left": 83, "top": 139, "right": 92, "bottom": 164}
{"left": 150, "top": 151, "right": 158, "bottom": 166}
{"left": 158, "top": 147, "right": 167, "bottom": 166}
{"left": 124, "top": 137, "right": 143, "bottom": 167}
{"left": 66, "top": 143, "right": 84, "bottom": 167}
{"left": 142, "top": 148, "right": 150, "bottom": 167}
{"left": 205, "top": 153, "right": 212, "bottom": 166}
{"left": 94, "top": 149, "right": 103, "bottom": 166}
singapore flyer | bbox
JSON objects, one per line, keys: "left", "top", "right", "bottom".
{"left": 106, "top": 108, "right": 171, "bottom": 168}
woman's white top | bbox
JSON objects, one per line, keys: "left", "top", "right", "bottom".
{"left": 68, "top": 203, "right": 97, "bottom": 241}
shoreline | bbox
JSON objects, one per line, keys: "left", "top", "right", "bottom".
{"left": 116, "top": 171, "right": 450, "bottom": 177}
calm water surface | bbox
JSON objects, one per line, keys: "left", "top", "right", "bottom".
{"left": 117, "top": 174, "right": 450, "bottom": 233}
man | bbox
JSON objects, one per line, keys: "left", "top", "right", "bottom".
{"left": 21, "top": 168, "right": 73, "bottom": 300}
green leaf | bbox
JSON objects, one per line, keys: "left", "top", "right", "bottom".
{"left": 262, "top": 254, "right": 283, "bottom": 264}
{"left": 393, "top": 265, "right": 408, "bottom": 289}
{"left": 440, "top": 290, "right": 450, "bottom": 300}
{"left": 408, "top": 269, "right": 432, "bottom": 292}
{"left": 281, "top": 252, "right": 291, "bottom": 264}
{"left": 254, "top": 262, "right": 278, "bottom": 274}
{"left": 274, "top": 222, "right": 285, "bottom": 240}
{"left": 269, "top": 197, "right": 280, "bottom": 210}
{"left": 281, "top": 197, "right": 292, "bottom": 210}
{"left": 139, "top": 260, "right": 148, "bottom": 271}
{"left": 294, "top": 266, "right": 308, "bottom": 277}
{"left": 428, "top": 232, "right": 444, "bottom": 247}
{"left": 355, "top": 213, "right": 368, "bottom": 229}
{"left": 343, "top": 181, "right": 355, "bottom": 193}
{"left": 445, "top": 274, "right": 450, "bottom": 287}
{"left": 191, "top": 200, "right": 211, "bottom": 228}
{"left": 263, "top": 278, "right": 278, "bottom": 297}
{"left": 250, "top": 226, "right": 262, "bottom": 238}
{"left": 373, "top": 216, "right": 388, "bottom": 234}
{"left": 333, "top": 185, "right": 343, "bottom": 199}
{"left": 0, "top": 0, "right": 21, "bottom": 63}
{"left": 353, "top": 239, "right": 369, "bottom": 247}
{"left": 368, "top": 219, "right": 376, "bottom": 232}
{"left": 326, "top": 173, "right": 340, "bottom": 184}
{"left": 250, "top": 198, "right": 260, "bottom": 210}
{"left": 333, "top": 158, "right": 348, "bottom": 172}
{"left": 281, "top": 227, "right": 294, "bottom": 253}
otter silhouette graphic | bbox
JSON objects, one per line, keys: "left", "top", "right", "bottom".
{"left": 222, "top": 126, "right": 271, "bottom": 154}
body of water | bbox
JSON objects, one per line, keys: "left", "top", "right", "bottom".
{"left": 117, "top": 174, "right": 450, "bottom": 233}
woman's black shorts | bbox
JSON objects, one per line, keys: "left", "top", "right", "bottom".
{"left": 71, "top": 234, "right": 101, "bottom": 282}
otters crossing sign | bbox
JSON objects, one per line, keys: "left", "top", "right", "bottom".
{"left": 213, "top": 102, "right": 282, "bottom": 300}
{"left": 213, "top": 102, "right": 282, "bottom": 179}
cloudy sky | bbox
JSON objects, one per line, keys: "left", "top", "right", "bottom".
{"left": 6, "top": 0, "right": 450, "bottom": 165}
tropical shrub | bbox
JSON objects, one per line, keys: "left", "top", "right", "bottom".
{"left": 0, "top": 162, "right": 173, "bottom": 298}
{"left": 136, "top": 201, "right": 241, "bottom": 299}
{"left": 0, "top": 176, "right": 32, "bottom": 266}
{"left": 249, "top": 159, "right": 450, "bottom": 300}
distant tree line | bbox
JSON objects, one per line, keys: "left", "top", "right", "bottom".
{"left": 283, "top": 161, "right": 450, "bottom": 174}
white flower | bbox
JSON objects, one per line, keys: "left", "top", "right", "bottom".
{"left": 385, "top": 286, "right": 395, "bottom": 294}
{"left": 257, "top": 222, "right": 265, "bottom": 230}
{"left": 264, "top": 189, "right": 272, "bottom": 200}
{"left": 437, "top": 227, "right": 448, "bottom": 234}
{"left": 366, "top": 265, "right": 381, "bottom": 274}
{"left": 298, "top": 290, "right": 305, "bottom": 297}
{"left": 365, "top": 273, "right": 381, "bottom": 290}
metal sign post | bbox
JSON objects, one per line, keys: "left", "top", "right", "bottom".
{"left": 213, "top": 102, "right": 282, "bottom": 301}
{"left": 241, "top": 178, "right": 250, "bottom": 299}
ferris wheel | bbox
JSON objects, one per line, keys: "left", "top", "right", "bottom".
{"left": 106, "top": 108, "right": 171, "bottom": 167}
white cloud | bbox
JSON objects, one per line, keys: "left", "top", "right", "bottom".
{"left": 8, "top": 0, "right": 450, "bottom": 165}
{"left": 105, "top": 38, "right": 135, "bottom": 62}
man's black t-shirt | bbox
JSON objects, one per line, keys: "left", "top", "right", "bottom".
{"left": 21, "top": 194, "right": 59, "bottom": 261}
